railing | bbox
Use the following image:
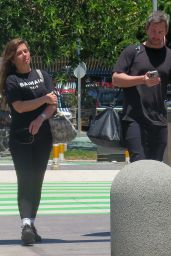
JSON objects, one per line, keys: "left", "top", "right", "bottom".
{"left": 31, "top": 56, "right": 112, "bottom": 75}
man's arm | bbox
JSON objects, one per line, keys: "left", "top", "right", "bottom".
{"left": 112, "top": 72, "right": 160, "bottom": 88}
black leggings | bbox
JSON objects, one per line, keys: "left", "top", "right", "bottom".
{"left": 123, "top": 120, "right": 168, "bottom": 163}
{"left": 9, "top": 124, "right": 52, "bottom": 219}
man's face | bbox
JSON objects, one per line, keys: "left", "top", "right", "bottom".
{"left": 146, "top": 21, "right": 167, "bottom": 47}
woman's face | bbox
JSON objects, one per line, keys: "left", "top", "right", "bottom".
{"left": 12, "top": 43, "right": 31, "bottom": 71}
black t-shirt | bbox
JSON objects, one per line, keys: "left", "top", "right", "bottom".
{"left": 113, "top": 44, "right": 171, "bottom": 126}
{"left": 5, "top": 69, "right": 52, "bottom": 130}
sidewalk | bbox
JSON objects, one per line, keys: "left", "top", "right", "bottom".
{"left": 0, "top": 161, "right": 124, "bottom": 256}
{"left": 0, "top": 214, "right": 111, "bottom": 256}
{"left": 0, "top": 160, "right": 123, "bottom": 182}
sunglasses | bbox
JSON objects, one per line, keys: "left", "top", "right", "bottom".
{"left": 15, "top": 128, "right": 34, "bottom": 144}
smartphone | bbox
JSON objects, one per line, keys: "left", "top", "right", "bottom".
{"left": 147, "top": 70, "right": 159, "bottom": 78}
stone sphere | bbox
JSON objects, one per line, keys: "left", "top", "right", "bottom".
{"left": 110, "top": 160, "right": 171, "bottom": 256}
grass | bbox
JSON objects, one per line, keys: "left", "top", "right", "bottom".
{"left": 64, "top": 149, "right": 97, "bottom": 160}
{"left": 50, "top": 146, "right": 97, "bottom": 160}
{"left": 51, "top": 146, "right": 126, "bottom": 162}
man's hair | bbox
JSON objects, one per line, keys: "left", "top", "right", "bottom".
{"left": 146, "top": 10, "right": 170, "bottom": 32}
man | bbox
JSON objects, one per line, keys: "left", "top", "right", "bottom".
{"left": 112, "top": 10, "right": 171, "bottom": 162}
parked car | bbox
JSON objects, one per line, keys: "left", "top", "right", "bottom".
{"left": 96, "top": 87, "right": 123, "bottom": 108}
{"left": 81, "top": 86, "right": 123, "bottom": 130}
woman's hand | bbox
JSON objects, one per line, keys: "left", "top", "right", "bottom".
{"left": 29, "top": 115, "right": 44, "bottom": 135}
{"left": 45, "top": 92, "right": 57, "bottom": 105}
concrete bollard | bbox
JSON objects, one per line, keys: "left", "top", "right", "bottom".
{"left": 64, "top": 143, "right": 67, "bottom": 152}
{"left": 124, "top": 149, "right": 130, "bottom": 164}
{"left": 59, "top": 143, "right": 65, "bottom": 162}
{"left": 110, "top": 160, "right": 171, "bottom": 256}
{"left": 51, "top": 143, "right": 59, "bottom": 169}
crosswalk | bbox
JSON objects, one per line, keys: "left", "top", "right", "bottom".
{"left": 0, "top": 182, "right": 112, "bottom": 215}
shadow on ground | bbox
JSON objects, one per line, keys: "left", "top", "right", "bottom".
{"left": 0, "top": 232, "right": 110, "bottom": 245}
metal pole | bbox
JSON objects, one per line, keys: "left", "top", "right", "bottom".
{"left": 76, "top": 39, "right": 82, "bottom": 136}
{"left": 152, "top": 0, "right": 157, "bottom": 11}
{"left": 77, "top": 77, "right": 81, "bottom": 136}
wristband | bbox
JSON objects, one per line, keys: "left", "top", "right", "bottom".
{"left": 40, "top": 113, "right": 47, "bottom": 120}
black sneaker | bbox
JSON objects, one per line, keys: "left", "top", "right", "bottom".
{"left": 21, "top": 224, "right": 35, "bottom": 245}
{"left": 31, "top": 224, "right": 42, "bottom": 242}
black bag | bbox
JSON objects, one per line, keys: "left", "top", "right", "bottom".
{"left": 87, "top": 107, "right": 123, "bottom": 147}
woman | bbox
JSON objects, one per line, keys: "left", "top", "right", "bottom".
{"left": 0, "top": 38, "right": 57, "bottom": 245}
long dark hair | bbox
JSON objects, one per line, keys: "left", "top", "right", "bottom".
{"left": 0, "top": 38, "right": 29, "bottom": 96}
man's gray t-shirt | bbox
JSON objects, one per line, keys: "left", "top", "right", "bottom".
{"left": 113, "top": 44, "right": 171, "bottom": 126}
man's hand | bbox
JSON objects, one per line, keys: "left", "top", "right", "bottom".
{"left": 144, "top": 72, "right": 160, "bottom": 87}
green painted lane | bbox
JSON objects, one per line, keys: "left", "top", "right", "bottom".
{"left": 0, "top": 201, "right": 109, "bottom": 206}
{"left": 0, "top": 196, "right": 110, "bottom": 201}
{"left": 0, "top": 181, "right": 112, "bottom": 215}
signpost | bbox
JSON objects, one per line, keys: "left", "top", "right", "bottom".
{"left": 73, "top": 62, "right": 87, "bottom": 136}
{"left": 152, "top": 0, "right": 157, "bottom": 11}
